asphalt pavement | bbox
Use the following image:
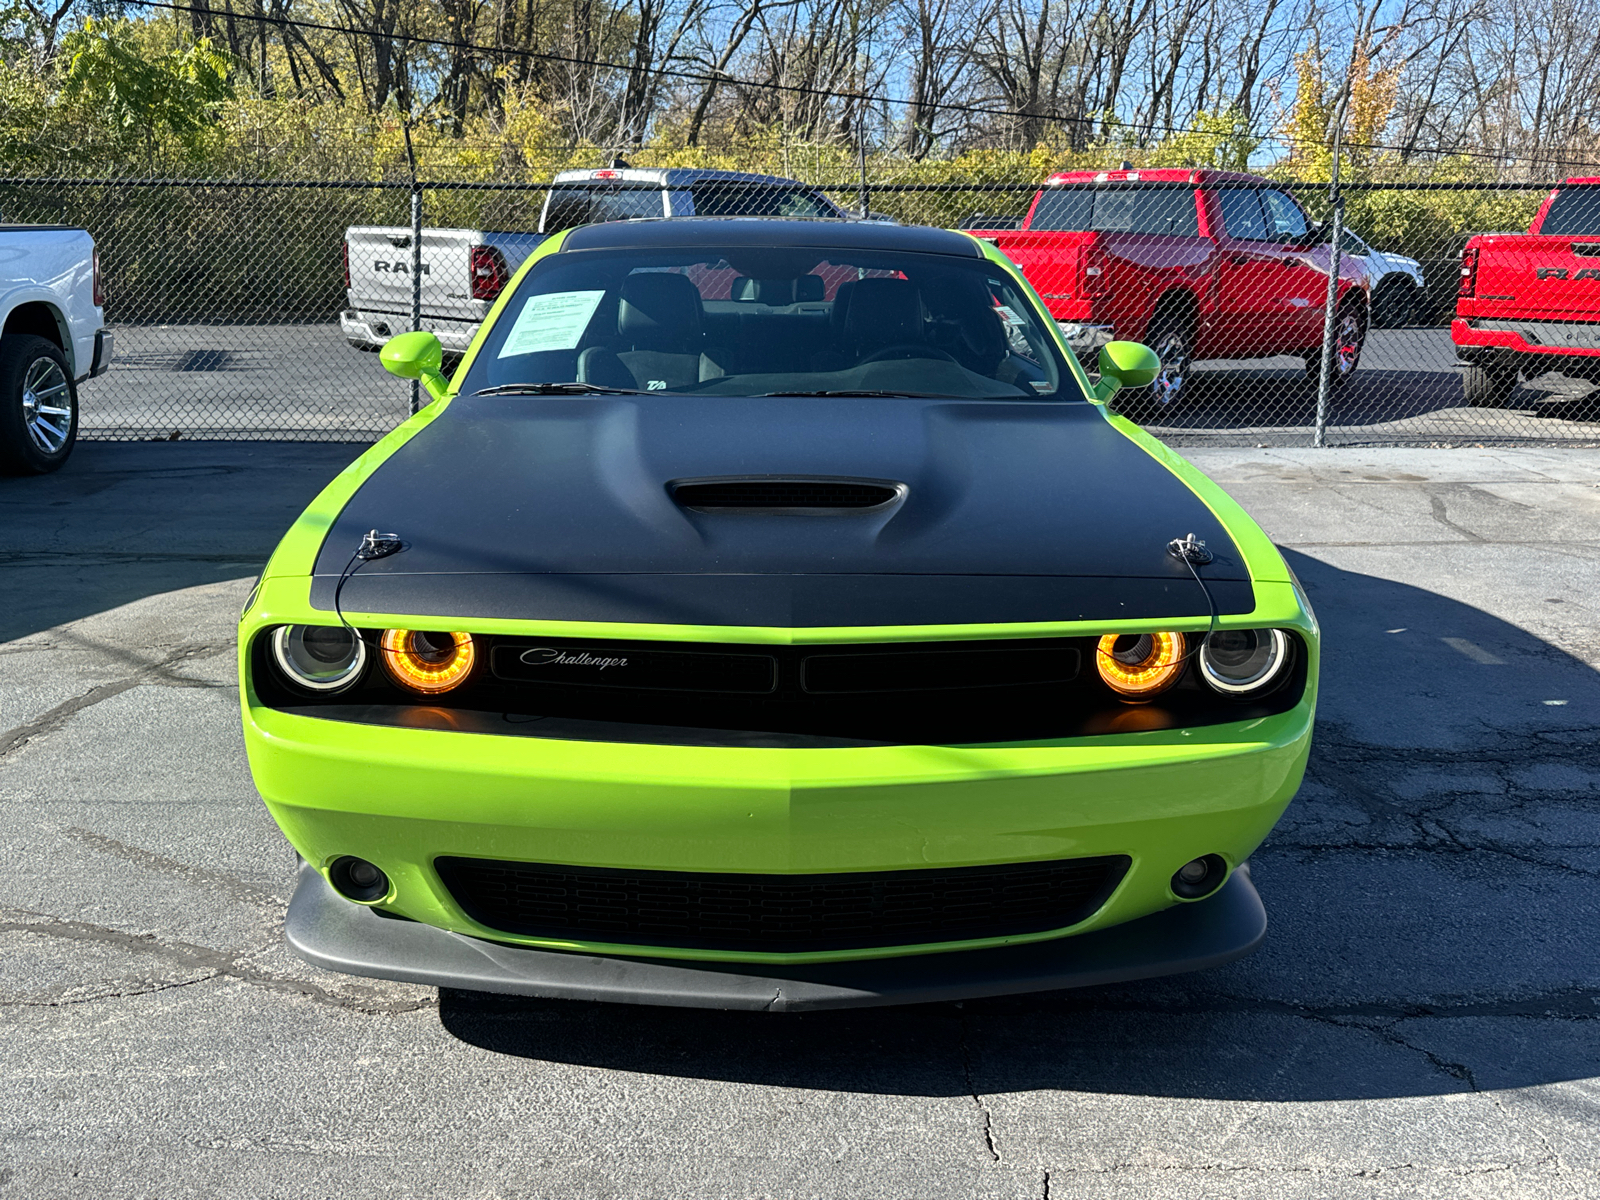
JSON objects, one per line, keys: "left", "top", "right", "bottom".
{"left": 74, "top": 322, "right": 1600, "bottom": 446}
{"left": 2, "top": 440, "right": 1599, "bottom": 1198}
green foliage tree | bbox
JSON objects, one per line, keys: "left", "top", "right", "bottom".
{"left": 60, "top": 19, "right": 233, "bottom": 162}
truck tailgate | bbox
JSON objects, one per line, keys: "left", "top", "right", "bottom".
{"left": 1470, "top": 233, "right": 1600, "bottom": 321}
{"left": 346, "top": 226, "right": 479, "bottom": 313}
{"left": 968, "top": 230, "right": 1096, "bottom": 317}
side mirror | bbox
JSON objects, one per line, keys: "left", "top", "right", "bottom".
{"left": 1093, "top": 340, "right": 1161, "bottom": 404}
{"left": 380, "top": 331, "right": 450, "bottom": 402}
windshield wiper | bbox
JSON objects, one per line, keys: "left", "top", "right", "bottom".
{"left": 755, "top": 389, "right": 962, "bottom": 399}
{"left": 473, "top": 382, "right": 651, "bottom": 396}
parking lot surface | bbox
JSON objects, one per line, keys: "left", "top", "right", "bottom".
{"left": 2, "top": 440, "right": 1598, "bottom": 1198}
{"left": 75, "top": 323, "right": 1600, "bottom": 445}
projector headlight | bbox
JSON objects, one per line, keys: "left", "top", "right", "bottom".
{"left": 1199, "top": 629, "right": 1289, "bottom": 695}
{"left": 380, "top": 629, "right": 477, "bottom": 695}
{"left": 1095, "top": 631, "right": 1187, "bottom": 700}
{"left": 270, "top": 625, "right": 367, "bottom": 693}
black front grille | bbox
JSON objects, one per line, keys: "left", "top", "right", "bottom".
{"left": 672, "top": 478, "right": 900, "bottom": 510}
{"left": 435, "top": 855, "right": 1130, "bottom": 952}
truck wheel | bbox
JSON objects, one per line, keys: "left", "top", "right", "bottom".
{"left": 0, "top": 335, "right": 78, "bottom": 475}
{"left": 1113, "top": 313, "right": 1192, "bottom": 423}
{"left": 1462, "top": 363, "right": 1519, "bottom": 408}
{"left": 1303, "top": 306, "right": 1366, "bottom": 389}
{"left": 1371, "top": 280, "right": 1416, "bottom": 328}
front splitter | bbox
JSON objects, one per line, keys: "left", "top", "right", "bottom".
{"left": 284, "top": 862, "right": 1266, "bottom": 1012}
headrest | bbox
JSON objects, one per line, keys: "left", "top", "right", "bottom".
{"left": 731, "top": 276, "right": 827, "bottom": 305}
{"left": 830, "top": 279, "right": 858, "bottom": 334}
{"left": 619, "top": 272, "right": 703, "bottom": 346}
{"left": 843, "top": 278, "right": 923, "bottom": 348}
{"left": 927, "top": 275, "right": 1007, "bottom": 366}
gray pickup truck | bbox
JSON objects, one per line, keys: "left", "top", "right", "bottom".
{"left": 341, "top": 168, "right": 852, "bottom": 356}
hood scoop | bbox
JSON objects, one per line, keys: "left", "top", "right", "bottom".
{"left": 670, "top": 477, "right": 904, "bottom": 513}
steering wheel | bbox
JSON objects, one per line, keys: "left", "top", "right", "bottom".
{"left": 859, "top": 343, "right": 958, "bottom": 365}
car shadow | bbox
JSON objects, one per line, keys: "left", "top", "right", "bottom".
{"left": 0, "top": 440, "right": 365, "bottom": 643}
{"left": 439, "top": 549, "right": 1600, "bottom": 1101}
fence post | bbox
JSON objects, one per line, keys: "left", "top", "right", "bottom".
{"left": 857, "top": 113, "right": 870, "bottom": 218}
{"left": 1313, "top": 85, "right": 1353, "bottom": 448}
{"left": 409, "top": 183, "right": 423, "bottom": 415}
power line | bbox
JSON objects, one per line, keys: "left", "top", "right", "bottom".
{"left": 133, "top": 0, "right": 1600, "bottom": 170}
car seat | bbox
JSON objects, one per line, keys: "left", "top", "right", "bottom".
{"left": 577, "top": 272, "right": 725, "bottom": 390}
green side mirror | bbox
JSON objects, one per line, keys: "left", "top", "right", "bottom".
{"left": 380, "top": 331, "right": 450, "bottom": 402}
{"left": 1093, "top": 340, "right": 1162, "bottom": 404}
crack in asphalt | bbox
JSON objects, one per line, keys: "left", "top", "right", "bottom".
{"left": 957, "top": 1006, "right": 1000, "bottom": 1164}
{"left": 62, "top": 827, "right": 283, "bottom": 908}
{"left": 0, "top": 908, "right": 434, "bottom": 1016}
{"left": 0, "top": 642, "right": 232, "bottom": 762}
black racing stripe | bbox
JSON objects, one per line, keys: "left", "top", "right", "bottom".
{"left": 309, "top": 395, "right": 1252, "bottom": 628}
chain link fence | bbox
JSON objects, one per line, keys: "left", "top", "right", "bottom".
{"left": 8, "top": 169, "right": 1599, "bottom": 447}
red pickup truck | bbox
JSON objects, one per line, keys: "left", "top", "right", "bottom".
{"left": 967, "top": 168, "right": 1372, "bottom": 417}
{"left": 1454, "top": 178, "right": 1600, "bottom": 406}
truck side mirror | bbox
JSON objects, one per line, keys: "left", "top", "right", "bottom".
{"left": 380, "top": 331, "right": 450, "bottom": 402}
{"left": 1093, "top": 340, "right": 1161, "bottom": 404}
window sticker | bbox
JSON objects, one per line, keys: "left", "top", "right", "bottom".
{"left": 497, "top": 290, "right": 606, "bottom": 357}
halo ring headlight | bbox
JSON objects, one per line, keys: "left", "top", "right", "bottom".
{"left": 271, "top": 625, "right": 366, "bottom": 693}
{"left": 1096, "top": 631, "right": 1186, "bottom": 700}
{"left": 1199, "top": 628, "right": 1289, "bottom": 695}
{"left": 380, "top": 629, "right": 477, "bottom": 695}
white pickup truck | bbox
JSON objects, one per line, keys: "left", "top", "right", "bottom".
{"left": 340, "top": 227, "right": 544, "bottom": 356}
{"left": 341, "top": 167, "right": 853, "bottom": 357}
{"left": 0, "top": 224, "right": 112, "bottom": 475}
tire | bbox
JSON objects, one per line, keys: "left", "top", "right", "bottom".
{"left": 1303, "top": 305, "right": 1367, "bottom": 389}
{"left": 1371, "top": 280, "right": 1417, "bottom": 329}
{"left": 1462, "top": 362, "right": 1519, "bottom": 408}
{"left": 1113, "top": 312, "right": 1193, "bottom": 423}
{"left": 0, "top": 334, "right": 78, "bottom": 476}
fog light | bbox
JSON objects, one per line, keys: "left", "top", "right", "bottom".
{"left": 329, "top": 855, "right": 390, "bottom": 903}
{"left": 1171, "top": 854, "right": 1227, "bottom": 900}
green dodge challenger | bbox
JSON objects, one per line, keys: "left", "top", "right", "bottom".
{"left": 240, "top": 218, "right": 1317, "bottom": 1010}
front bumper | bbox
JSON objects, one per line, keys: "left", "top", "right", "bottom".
{"left": 286, "top": 859, "right": 1267, "bottom": 1011}
{"left": 245, "top": 694, "right": 1312, "bottom": 966}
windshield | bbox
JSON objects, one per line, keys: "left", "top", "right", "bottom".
{"left": 462, "top": 245, "right": 1077, "bottom": 400}
{"left": 691, "top": 183, "right": 838, "bottom": 218}
{"left": 1540, "top": 187, "right": 1600, "bottom": 237}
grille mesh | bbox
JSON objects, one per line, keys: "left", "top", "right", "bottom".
{"left": 672, "top": 479, "right": 899, "bottom": 510}
{"left": 435, "top": 855, "right": 1129, "bottom": 952}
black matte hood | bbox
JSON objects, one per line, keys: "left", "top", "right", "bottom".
{"left": 310, "top": 394, "right": 1252, "bottom": 627}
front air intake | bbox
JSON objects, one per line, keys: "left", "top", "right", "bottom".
{"left": 670, "top": 477, "right": 902, "bottom": 512}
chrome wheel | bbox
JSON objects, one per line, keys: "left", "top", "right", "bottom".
{"left": 1150, "top": 325, "right": 1192, "bottom": 405}
{"left": 1335, "top": 313, "right": 1364, "bottom": 378}
{"left": 21, "top": 356, "right": 72, "bottom": 454}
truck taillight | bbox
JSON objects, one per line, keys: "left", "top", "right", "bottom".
{"left": 1458, "top": 246, "right": 1478, "bottom": 298}
{"left": 92, "top": 247, "right": 104, "bottom": 308}
{"left": 342, "top": 241, "right": 351, "bottom": 290}
{"left": 470, "top": 246, "right": 508, "bottom": 301}
{"left": 1080, "top": 246, "right": 1108, "bottom": 299}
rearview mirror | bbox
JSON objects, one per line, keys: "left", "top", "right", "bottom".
{"left": 380, "top": 331, "right": 450, "bottom": 402}
{"left": 1093, "top": 340, "right": 1161, "bottom": 404}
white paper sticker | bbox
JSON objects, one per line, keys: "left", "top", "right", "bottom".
{"left": 497, "top": 290, "right": 606, "bottom": 357}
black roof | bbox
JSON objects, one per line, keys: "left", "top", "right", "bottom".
{"left": 561, "top": 217, "right": 983, "bottom": 257}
